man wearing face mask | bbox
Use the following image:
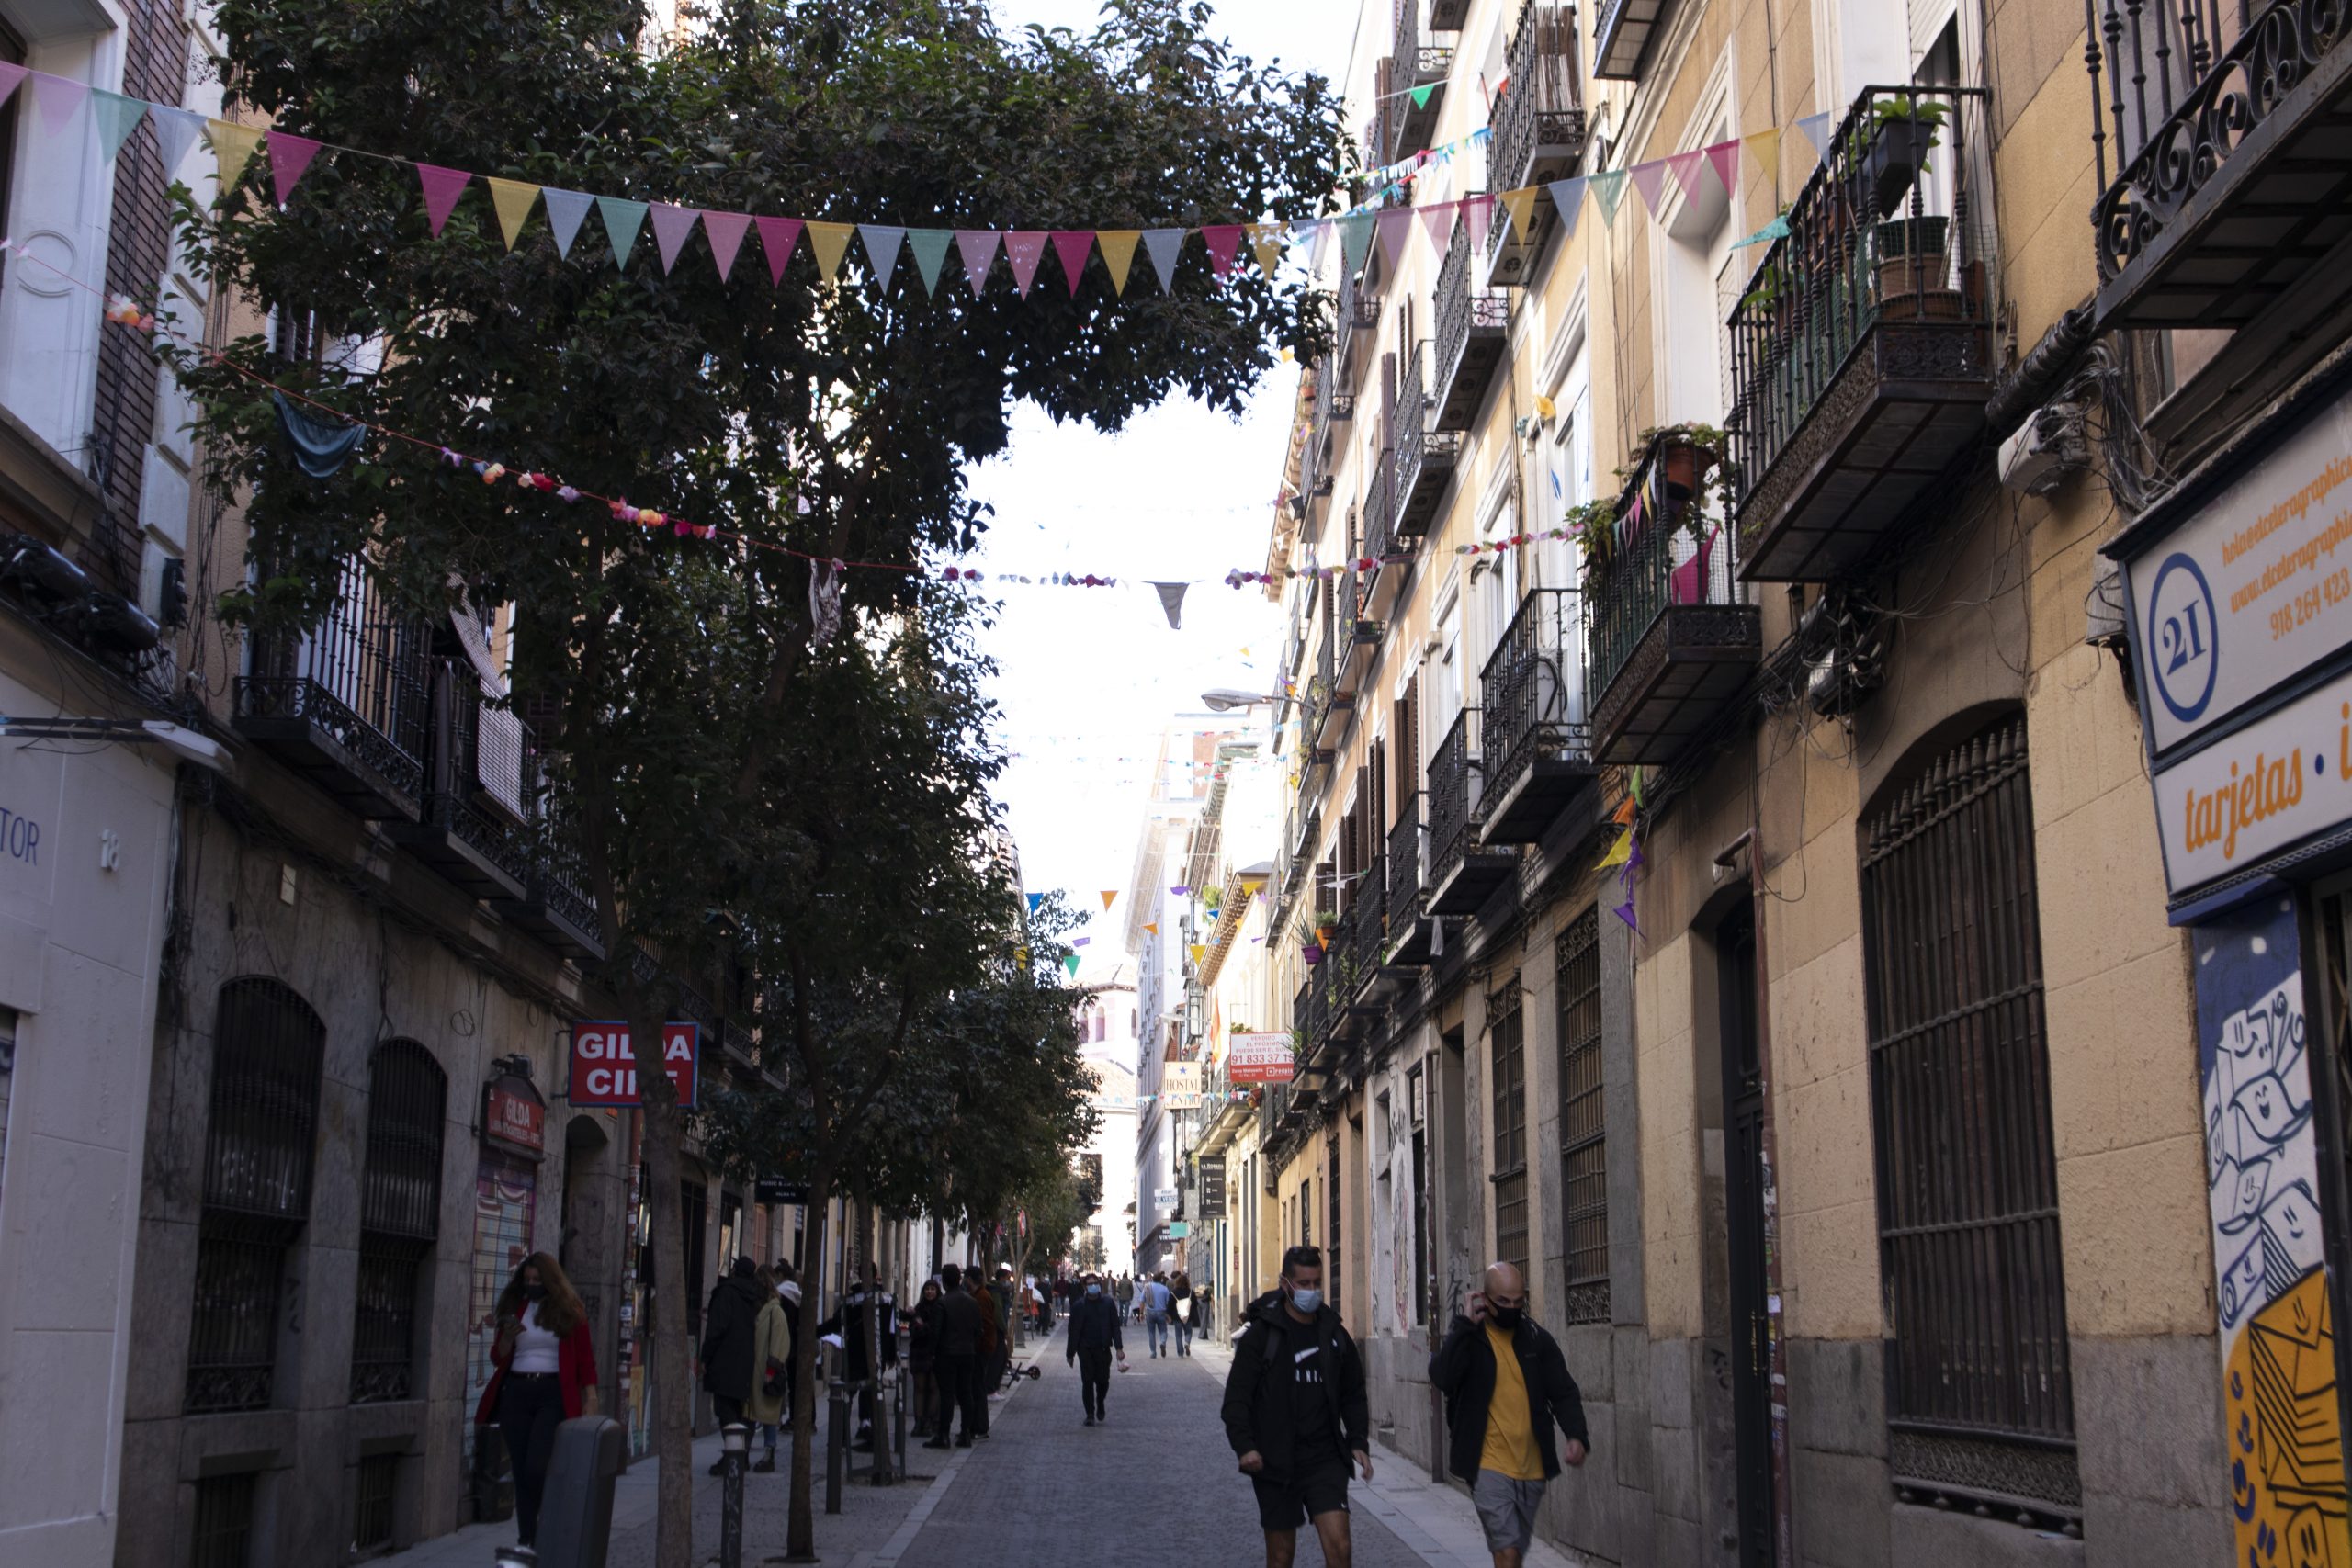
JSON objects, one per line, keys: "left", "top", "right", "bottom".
{"left": 1429, "top": 1262, "right": 1590, "bottom": 1568}
{"left": 1064, "top": 1269, "right": 1126, "bottom": 1425}
{"left": 1221, "top": 1245, "right": 1372, "bottom": 1568}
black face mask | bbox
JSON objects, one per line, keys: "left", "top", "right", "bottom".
{"left": 524, "top": 1283, "right": 548, "bottom": 1302}
{"left": 1490, "top": 1304, "right": 1523, "bottom": 1331}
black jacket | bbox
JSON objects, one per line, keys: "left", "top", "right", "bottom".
{"left": 935, "top": 1285, "right": 984, "bottom": 1358}
{"left": 701, "top": 1275, "right": 766, "bottom": 1400}
{"left": 1429, "top": 1314, "right": 1590, "bottom": 1482}
{"left": 910, "top": 1294, "right": 942, "bottom": 1372}
{"left": 817, "top": 1290, "right": 898, "bottom": 1382}
{"left": 1219, "top": 1291, "right": 1369, "bottom": 1479}
{"left": 1065, "top": 1293, "right": 1125, "bottom": 1359}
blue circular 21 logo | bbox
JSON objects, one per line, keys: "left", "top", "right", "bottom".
{"left": 2148, "top": 552, "right": 2220, "bottom": 726}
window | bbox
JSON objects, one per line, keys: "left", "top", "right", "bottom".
{"left": 353, "top": 1451, "right": 400, "bottom": 1553}
{"left": 1558, "top": 909, "right": 1608, "bottom": 1322}
{"left": 1408, "top": 1066, "right": 1430, "bottom": 1325}
{"left": 1489, "top": 980, "right": 1528, "bottom": 1280}
{"left": 188, "top": 979, "right": 325, "bottom": 1414}
{"left": 1861, "top": 714, "right": 2077, "bottom": 1513}
{"left": 353, "top": 1041, "right": 445, "bottom": 1404}
{"left": 1661, "top": 107, "right": 1737, "bottom": 426}
{"left": 190, "top": 1471, "right": 258, "bottom": 1568}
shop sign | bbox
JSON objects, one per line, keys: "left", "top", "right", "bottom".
{"left": 2149, "top": 666, "right": 2352, "bottom": 897}
{"left": 1160, "top": 1060, "right": 1203, "bottom": 1108}
{"left": 1169, "top": 1222, "right": 1189, "bottom": 1240}
{"left": 754, "top": 1175, "right": 808, "bottom": 1205}
{"left": 569, "top": 1021, "right": 700, "bottom": 1108}
{"left": 2125, "top": 388, "right": 2352, "bottom": 754}
{"left": 484, "top": 1079, "right": 545, "bottom": 1154}
{"left": 1198, "top": 1156, "right": 1226, "bottom": 1211}
{"left": 1226, "top": 1032, "right": 1295, "bottom": 1084}
{"left": 1153, "top": 1187, "right": 1178, "bottom": 1207}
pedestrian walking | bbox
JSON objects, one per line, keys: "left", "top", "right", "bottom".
{"left": 969, "top": 1268, "right": 1000, "bottom": 1432}
{"left": 989, "top": 1263, "right": 1020, "bottom": 1389}
{"left": 700, "top": 1257, "right": 765, "bottom": 1473}
{"left": 1115, "top": 1271, "right": 1135, "bottom": 1322}
{"left": 910, "top": 1278, "right": 944, "bottom": 1440}
{"left": 1063, "top": 1269, "right": 1126, "bottom": 1426}
{"left": 1429, "top": 1262, "right": 1590, "bottom": 1568}
{"left": 747, "top": 1266, "right": 791, "bottom": 1473}
{"left": 474, "top": 1252, "right": 599, "bottom": 1559}
{"left": 1140, "top": 1271, "right": 1172, "bottom": 1357}
{"left": 1169, "top": 1269, "right": 1195, "bottom": 1359}
{"left": 1221, "top": 1246, "right": 1373, "bottom": 1568}
{"left": 923, "top": 1263, "right": 986, "bottom": 1449}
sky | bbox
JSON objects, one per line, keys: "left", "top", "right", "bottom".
{"left": 971, "top": 0, "right": 1360, "bottom": 947}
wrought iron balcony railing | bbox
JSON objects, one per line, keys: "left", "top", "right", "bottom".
{"left": 1396, "top": 342, "right": 1462, "bottom": 538}
{"left": 1426, "top": 709, "right": 1481, "bottom": 897}
{"left": 1479, "top": 590, "right": 1590, "bottom": 793}
{"left": 1434, "top": 221, "right": 1510, "bottom": 430}
{"left": 1489, "top": 5, "right": 1588, "bottom": 213}
{"left": 1387, "top": 794, "right": 1424, "bottom": 924}
{"left": 236, "top": 563, "right": 431, "bottom": 818}
{"left": 1389, "top": 0, "right": 1456, "bottom": 161}
{"left": 1587, "top": 459, "right": 1743, "bottom": 705}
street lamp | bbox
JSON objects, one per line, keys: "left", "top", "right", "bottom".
{"left": 1198, "top": 689, "right": 1292, "bottom": 713}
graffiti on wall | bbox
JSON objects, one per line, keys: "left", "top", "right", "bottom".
{"left": 2193, "top": 897, "right": 2348, "bottom": 1568}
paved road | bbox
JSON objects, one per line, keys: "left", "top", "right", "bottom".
{"left": 890, "top": 1344, "right": 1432, "bottom": 1567}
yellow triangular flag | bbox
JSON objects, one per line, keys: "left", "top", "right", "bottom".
{"left": 1144, "top": 922, "right": 1159, "bottom": 935}
{"left": 1498, "top": 186, "right": 1539, "bottom": 243}
{"left": 207, "top": 119, "right": 265, "bottom": 196}
{"left": 1096, "top": 230, "right": 1141, "bottom": 296}
{"left": 486, "top": 177, "right": 541, "bottom": 252}
{"left": 1190, "top": 943, "right": 1208, "bottom": 966}
{"left": 1101, "top": 890, "right": 1117, "bottom": 910}
{"left": 1248, "top": 223, "right": 1284, "bottom": 279}
{"left": 1743, "top": 128, "right": 1783, "bottom": 184}
{"left": 1597, "top": 830, "right": 1633, "bottom": 869}
{"left": 806, "top": 221, "right": 854, "bottom": 285}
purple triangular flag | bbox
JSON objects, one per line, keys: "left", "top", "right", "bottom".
{"left": 31, "top": 73, "right": 87, "bottom": 136}
{"left": 1004, "top": 231, "right": 1047, "bottom": 298}
{"left": 1667, "top": 149, "right": 1711, "bottom": 206}
{"left": 415, "top": 164, "right": 472, "bottom": 237}
{"left": 702, "top": 210, "right": 751, "bottom": 281}
{"left": 1142, "top": 228, "right": 1186, "bottom": 294}
{"left": 1375, "top": 209, "right": 1413, "bottom": 271}
{"left": 1612, "top": 897, "right": 1640, "bottom": 936}
{"left": 756, "top": 217, "right": 802, "bottom": 285}
{"left": 1707, "top": 140, "right": 1741, "bottom": 198}
{"left": 956, "top": 230, "right": 1000, "bottom": 295}
{"left": 266, "top": 132, "right": 321, "bottom": 208}
{"left": 1629, "top": 159, "right": 1670, "bottom": 217}
{"left": 542, "top": 189, "right": 594, "bottom": 259}
{"left": 648, "top": 203, "right": 698, "bottom": 274}
{"left": 1418, "top": 200, "right": 1457, "bottom": 254}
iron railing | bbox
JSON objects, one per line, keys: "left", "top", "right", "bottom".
{"left": 1585, "top": 447, "right": 1744, "bottom": 707}
{"left": 2086, "top": 0, "right": 2318, "bottom": 280}
{"left": 1387, "top": 794, "right": 1424, "bottom": 923}
{"left": 1488, "top": 4, "right": 1587, "bottom": 199}
{"left": 1347, "top": 842, "right": 1385, "bottom": 984}
{"left": 186, "top": 1216, "right": 293, "bottom": 1414}
{"left": 237, "top": 560, "right": 431, "bottom": 802}
{"left": 1436, "top": 222, "right": 1508, "bottom": 407}
{"left": 351, "top": 1237, "right": 429, "bottom": 1404}
{"left": 361, "top": 1041, "right": 445, "bottom": 1238}
{"left": 1396, "top": 343, "right": 1459, "bottom": 536}
{"left": 353, "top": 1453, "right": 401, "bottom": 1551}
{"left": 1389, "top": 0, "right": 1456, "bottom": 161}
{"left": 1724, "top": 85, "right": 1992, "bottom": 523}
{"left": 1365, "top": 443, "right": 1397, "bottom": 567}
{"left": 1478, "top": 589, "right": 1589, "bottom": 793}
{"left": 202, "top": 978, "right": 326, "bottom": 1224}
{"left": 1426, "top": 709, "right": 1480, "bottom": 896}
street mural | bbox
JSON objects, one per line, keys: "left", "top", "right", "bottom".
{"left": 2193, "top": 897, "right": 2348, "bottom": 1568}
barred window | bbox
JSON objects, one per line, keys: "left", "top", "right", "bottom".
{"left": 188, "top": 979, "right": 324, "bottom": 1414}
{"left": 1861, "top": 714, "right": 2078, "bottom": 1523}
{"left": 1489, "top": 980, "right": 1528, "bottom": 1281}
{"left": 353, "top": 1041, "right": 445, "bottom": 1404}
{"left": 1557, "top": 909, "right": 1608, "bottom": 1323}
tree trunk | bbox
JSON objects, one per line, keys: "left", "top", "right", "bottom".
{"left": 786, "top": 1164, "right": 834, "bottom": 1561}
{"left": 635, "top": 1005, "right": 695, "bottom": 1568}
{"left": 856, "top": 1190, "right": 892, "bottom": 1483}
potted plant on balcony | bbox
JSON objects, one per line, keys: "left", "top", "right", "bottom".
{"left": 1633, "top": 423, "right": 1727, "bottom": 505}
{"left": 1847, "top": 95, "right": 1949, "bottom": 219}
{"left": 1873, "top": 215, "right": 1959, "bottom": 316}
{"left": 1562, "top": 498, "right": 1621, "bottom": 574}
{"left": 1313, "top": 905, "right": 1340, "bottom": 946}
{"left": 1301, "top": 937, "right": 1324, "bottom": 965}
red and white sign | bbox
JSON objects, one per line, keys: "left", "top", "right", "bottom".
{"left": 484, "top": 1081, "right": 546, "bottom": 1154}
{"left": 1227, "top": 1032, "right": 1296, "bottom": 1085}
{"left": 570, "top": 1021, "right": 701, "bottom": 1108}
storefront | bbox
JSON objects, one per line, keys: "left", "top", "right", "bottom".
{"left": 462, "top": 1063, "right": 548, "bottom": 1515}
{"left": 2108, "top": 368, "right": 2352, "bottom": 1568}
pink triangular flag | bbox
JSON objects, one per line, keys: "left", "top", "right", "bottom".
{"left": 1004, "top": 231, "right": 1048, "bottom": 298}
{"left": 0, "top": 63, "right": 23, "bottom": 113}
{"left": 1374, "top": 209, "right": 1413, "bottom": 271}
{"left": 702, "top": 211, "right": 751, "bottom": 282}
{"left": 266, "top": 131, "right": 321, "bottom": 208}
{"left": 755, "top": 217, "right": 802, "bottom": 285}
{"left": 1707, "top": 140, "right": 1741, "bottom": 199}
{"left": 1463, "top": 194, "right": 1494, "bottom": 254}
{"left": 1629, "top": 159, "right": 1671, "bottom": 217}
{"left": 648, "top": 203, "right": 699, "bottom": 275}
{"left": 956, "top": 231, "right": 1000, "bottom": 295}
{"left": 1418, "top": 200, "right": 1458, "bottom": 254}
{"left": 31, "top": 72, "right": 86, "bottom": 135}
{"left": 1200, "top": 224, "right": 1247, "bottom": 277}
{"left": 1048, "top": 231, "right": 1093, "bottom": 296}
{"left": 415, "top": 164, "right": 472, "bottom": 237}
{"left": 1667, "top": 150, "right": 1710, "bottom": 206}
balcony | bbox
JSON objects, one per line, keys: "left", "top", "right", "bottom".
{"left": 1726, "top": 85, "right": 1996, "bottom": 582}
{"left": 1434, "top": 224, "right": 1510, "bottom": 431}
{"left": 1383, "top": 795, "right": 1436, "bottom": 966}
{"left": 386, "top": 660, "right": 535, "bottom": 902}
{"left": 1488, "top": 4, "right": 1589, "bottom": 283}
{"left": 1343, "top": 846, "right": 1387, "bottom": 1001}
{"left": 1310, "top": 354, "right": 1353, "bottom": 490}
{"left": 1476, "top": 590, "right": 1596, "bottom": 843}
{"left": 1396, "top": 344, "right": 1462, "bottom": 540}
{"left": 2089, "top": 0, "right": 2352, "bottom": 333}
{"left": 1586, "top": 438, "right": 1761, "bottom": 763}
{"left": 1426, "top": 710, "right": 1516, "bottom": 915}
{"left": 1362, "top": 451, "right": 1407, "bottom": 619}
{"left": 1592, "top": 0, "right": 1668, "bottom": 81}
{"left": 235, "top": 574, "right": 429, "bottom": 820}
{"left": 492, "top": 793, "right": 605, "bottom": 962}
{"left": 1339, "top": 270, "right": 1383, "bottom": 386}
{"left": 1389, "top": 0, "right": 1455, "bottom": 162}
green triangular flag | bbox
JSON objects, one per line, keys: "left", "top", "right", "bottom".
{"left": 1337, "top": 212, "right": 1374, "bottom": 276}
{"left": 906, "top": 229, "right": 954, "bottom": 295}
{"left": 1590, "top": 169, "right": 1630, "bottom": 228}
{"left": 1410, "top": 84, "right": 1435, "bottom": 110}
{"left": 1063, "top": 953, "right": 1081, "bottom": 977}
{"left": 597, "top": 196, "right": 649, "bottom": 269}
{"left": 90, "top": 90, "right": 147, "bottom": 163}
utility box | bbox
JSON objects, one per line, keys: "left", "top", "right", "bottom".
{"left": 536, "top": 1416, "right": 625, "bottom": 1568}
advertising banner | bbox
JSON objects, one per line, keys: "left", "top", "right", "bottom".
{"left": 569, "top": 1021, "right": 701, "bottom": 1108}
{"left": 1227, "top": 1032, "right": 1295, "bottom": 1084}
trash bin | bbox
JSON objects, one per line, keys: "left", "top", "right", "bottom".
{"left": 534, "top": 1416, "right": 625, "bottom": 1568}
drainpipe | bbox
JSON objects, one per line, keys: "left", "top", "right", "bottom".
{"left": 1742, "top": 723, "right": 1796, "bottom": 1562}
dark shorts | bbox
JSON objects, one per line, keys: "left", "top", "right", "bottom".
{"left": 1251, "top": 1454, "right": 1351, "bottom": 1532}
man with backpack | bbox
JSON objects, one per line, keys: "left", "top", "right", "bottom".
{"left": 1429, "top": 1261, "right": 1590, "bottom": 1568}
{"left": 1220, "top": 1246, "right": 1372, "bottom": 1568}
{"left": 1064, "top": 1269, "right": 1126, "bottom": 1426}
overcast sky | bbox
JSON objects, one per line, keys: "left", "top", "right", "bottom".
{"left": 971, "top": 0, "right": 1359, "bottom": 950}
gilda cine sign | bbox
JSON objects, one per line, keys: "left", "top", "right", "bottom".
{"left": 569, "top": 1021, "right": 701, "bottom": 1108}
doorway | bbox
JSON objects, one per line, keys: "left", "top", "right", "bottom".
{"left": 1716, "top": 901, "right": 1775, "bottom": 1568}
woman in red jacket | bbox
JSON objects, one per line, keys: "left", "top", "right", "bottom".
{"left": 475, "top": 1252, "right": 599, "bottom": 1554}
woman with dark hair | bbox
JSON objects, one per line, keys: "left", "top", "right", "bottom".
{"left": 474, "top": 1252, "right": 599, "bottom": 1557}
{"left": 909, "top": 1277, "right": 944, "bottom": 1439}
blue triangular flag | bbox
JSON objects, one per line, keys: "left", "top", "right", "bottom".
{"left": 541, "top": 189, "right": 594, "bottom": 259}
{"left": 1793, "top": 113, "right": 1832, "bottom": 166}
{"left": 906, "top": 229, "right": 954, "bottom": 295}
{"left": 150, "top": 106, "right": 206, "bottom": 180}
{"left": 858, "top": 224, "right": 906, "bottom": 286}
{"left": 1546, "top": 177, "right": 1587, "bottom": 245}
{"left": 1026, "top": 893, "right": 1045, "bottom": 913}
{"left": 596, "top": 196, "right": 649, "bottom": 269}
{"left": 1141, "top": 229, "right": 1186, "bottom": 295}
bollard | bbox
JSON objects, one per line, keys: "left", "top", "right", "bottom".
{"left": 893, "top": 1367, "right": 908, "bottom": 1480}
{"left": 824, "top": 1380, "right": 848, "bottom": 1516}
{"left": 869, "top": 1370, "right": 894, "bottom": 1486}
{"left": 718, "top": 1422, "right": 748, "bottom": 1568}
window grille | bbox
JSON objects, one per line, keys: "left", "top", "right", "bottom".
{"left": 1861, "top": 714, "right": 2079, "bottom": 1521}
{"left": 188, "top": 979, "right": 324, "bottom": 1414}
{"left": 1489, "top": 980, "right": 1528, "bottom": 1280}
{"left": 354, "top": 1042, "right": 443, "bottom": 1403}
{"left": 352, "top": 1452, "right": 400, "bottom": 1553}
{"left": 190, "top": 1472, "right": 258, "bottom": 1568}
{"left": 1557, "top": 909, "right": 1608, "bottom": 1322}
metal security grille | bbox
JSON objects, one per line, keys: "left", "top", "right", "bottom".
{"left": 1861, "top": 715, "right": 2078, "bottom": 1517}
{"left": 1489, "top": 982, "right": 1528, "bottom": 1280}
{"left": 188, "top": 979, "right": 324, "bottom": 1414}
{"left": 362, "top": 1042, "right": 446, "bottom": 1237}
{"left": 353, "top": 1452, "right": 400, "bottom": 1552}
{"left": 189, "top": 1471, "right": 257, "bottom": 1568}
{"left": 1557, "top": 909, "right": 1608, "bottom": 1322}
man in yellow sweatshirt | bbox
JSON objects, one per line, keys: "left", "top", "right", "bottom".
{"left": 1429, "top": 1262, "right": 1591, "bottom": 1568}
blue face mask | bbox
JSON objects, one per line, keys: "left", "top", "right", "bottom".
{"left": 1289, "top": 1287, "right": 1323, "bottom": 1314}
{"left": 1086, "top": 1284, "right": 1102, "bottom": 1298}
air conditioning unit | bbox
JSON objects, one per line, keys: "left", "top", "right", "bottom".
{"left": 1999, "top": 400, "right": 2089, "bottom": 498}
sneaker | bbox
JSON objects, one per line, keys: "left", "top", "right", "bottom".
{"left": 752, "top": 1455, "right": 775, "bottom": 1473}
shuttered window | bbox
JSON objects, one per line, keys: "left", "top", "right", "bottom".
{"left": 1557, "top": 908, "right": 1608, "bottom": 1323}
